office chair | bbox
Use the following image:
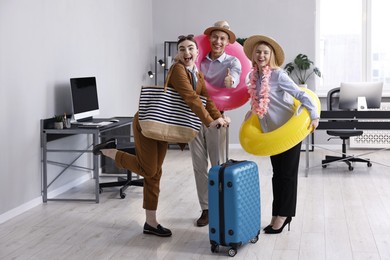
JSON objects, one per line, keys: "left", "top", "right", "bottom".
{"left": 321, "top": 87, "right": 372, "bottom": 171}
{"left": 99, "top": 144, "right": 143, "bottom": 199}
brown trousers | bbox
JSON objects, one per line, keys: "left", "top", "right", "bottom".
{"left": 115, "top": 112, "right": 168, "bottom": 210}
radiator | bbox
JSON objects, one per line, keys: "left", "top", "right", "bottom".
{"left": 350, "top": 103, "right": 390, "bottom": 148}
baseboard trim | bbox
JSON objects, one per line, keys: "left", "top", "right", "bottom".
{"left": 0, "top": 175, "right": 90, "bottom": 224}
{"left": 0, "top": 197, "right": 42, "bottom": 224}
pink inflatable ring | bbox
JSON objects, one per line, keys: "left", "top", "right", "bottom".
{"left": 195, "top": 34, "right": 251, "bottom": 111}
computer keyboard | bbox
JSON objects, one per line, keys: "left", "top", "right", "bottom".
{"left": 77, "top": 121, "right": 113, "bottom": 128}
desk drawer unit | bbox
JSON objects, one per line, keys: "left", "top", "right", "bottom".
{"left": 350, "top": 103, "right": 390, "bottom": 148}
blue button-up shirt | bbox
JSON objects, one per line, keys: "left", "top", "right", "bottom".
{"left": 200, "top": 52, "right": 242, "bottom": 88}
{"left": 255, "top": 69, "right": 319, "bottom": 132}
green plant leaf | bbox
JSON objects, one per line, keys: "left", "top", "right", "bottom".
{"left": 313, "top": 67, "right": 321, "bottom": 77}
{"left": 284, "top": 62, "right": 295, "bottom": 75}
{"left": 295, "top": 54, "right": 312, "bottom": 71}
{"left": 236, "top": 37, "right": 247, "bottom": 46}
{"left": 54, "top": 115, "right": 63, "bottom": 122}
{"left": 285, "top": 53, "right": 322, "bottom": 84}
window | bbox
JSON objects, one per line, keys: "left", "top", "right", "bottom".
{"left": 319, "top": 0, "right": 390, "bottom": 93}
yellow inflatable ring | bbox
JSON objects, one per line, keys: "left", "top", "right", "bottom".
{"left": 239, "top": 88, "right": 321, "bottom": 156}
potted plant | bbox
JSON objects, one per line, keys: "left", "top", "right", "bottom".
{"left": 236, "top": 37, "right": 247, "bottom": 46}
{"left": 54, "top": 115, "right": 63, "bottom": 129}
{"left": 284, "top": 54, "right": 322, "bottom": 87}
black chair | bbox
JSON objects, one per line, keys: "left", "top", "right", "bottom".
{"left": 322, "top": 87, "right": 372, "bottom": 171}
{"left": 99, "top": 145, "right": 143, "bottom": 199}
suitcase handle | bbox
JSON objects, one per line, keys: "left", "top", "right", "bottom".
{"left": 216, "top": 126, "right": 229, "bottom": 164}
{"left": 225, "top": 126, "right": 229, "bottom": 162}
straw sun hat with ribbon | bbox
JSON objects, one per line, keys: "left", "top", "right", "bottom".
{"left": 203, "top": 21, "right": 236, "bottom": 44}
{"left": 243, "top": 35, "right": 285, "bottom": 66}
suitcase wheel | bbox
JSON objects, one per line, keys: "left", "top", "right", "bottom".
{"left": 228, "top": 248, "right": 237, "bottom": 257}
{"left": 210, "top": 244, "right": 219, "bottom": 253}
{"left": 250, "top": 235, "right": 259, "bottom": 244}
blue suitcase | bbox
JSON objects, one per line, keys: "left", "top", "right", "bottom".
{"left": 208, "top": 159, "right": 260, "bottom": 257}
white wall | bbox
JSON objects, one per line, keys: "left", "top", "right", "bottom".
{"left": 0, "top": 0, "right": 318, "bottom": 219}
{"left": 0, "top": 0, "right": 154, "bottom": 217}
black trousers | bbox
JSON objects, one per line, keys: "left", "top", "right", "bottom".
{"left": 270, "top": 142, "right": 302, "bottom": 217}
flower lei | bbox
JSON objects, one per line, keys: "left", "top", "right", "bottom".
{"left": 248, "top": 65, "right": 272, "bottom": 118}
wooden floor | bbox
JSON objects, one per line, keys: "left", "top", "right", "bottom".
{"left": 1, "top": 147, "right": 390, "bottom": 260}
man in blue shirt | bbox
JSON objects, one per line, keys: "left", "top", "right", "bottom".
{"left": 189, "top": 21, "right": 242, "bottom": 227}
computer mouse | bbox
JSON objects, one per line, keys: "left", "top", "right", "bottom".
{"left": 109, "top": 119, "right": 120, "bottom": 123}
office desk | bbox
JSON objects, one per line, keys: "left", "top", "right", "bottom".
{"left": 305, "top": 110, "right": 390, "bottom": 175}
{"left": 40, "top": 117, "right": 133, "bottom": 203}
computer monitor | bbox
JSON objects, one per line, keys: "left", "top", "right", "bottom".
{"left": 339, "top": 82, "right": 383, "bottom": 110}
{"left": 70, "top": 77, "right": 100, "bottom": 121}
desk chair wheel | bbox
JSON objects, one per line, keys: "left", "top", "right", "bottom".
{"left": 322, "top": 164, "right": 327, "bottom": 168}
{"left": 99, "top": 188, "right": 103, "bottom": 194}
{"left": 349, "top": 165, "right": 354, "bottom": 171}
{"left": 120, "top": 192, "right": 126, "bottom": 199}
{"left": 367, "top": 162, "right": 372, "bottom": 167}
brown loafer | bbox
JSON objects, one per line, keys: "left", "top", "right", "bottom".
{"left": 196, "top": 210, "right": 209, "bottom": 227}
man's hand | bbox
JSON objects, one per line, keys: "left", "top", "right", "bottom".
{"left": 224, "top": 68, "right": 234, "bottom": 88}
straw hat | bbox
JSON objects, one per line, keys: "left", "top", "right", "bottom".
{"left": 203, "top": 21, "right": 236, "bottom": 44}
{"left": 243, "top": 35, "right": 285, "bottom": 66}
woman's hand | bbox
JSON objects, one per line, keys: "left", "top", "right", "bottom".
{"left": 210, "top": 117, "right": 227, "bottom": 128}
{"left": 223, "top": 115, "right": 231, "bottom": 126}
{"left": 308, "top": 118, "right": 320, "bottom": 132}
